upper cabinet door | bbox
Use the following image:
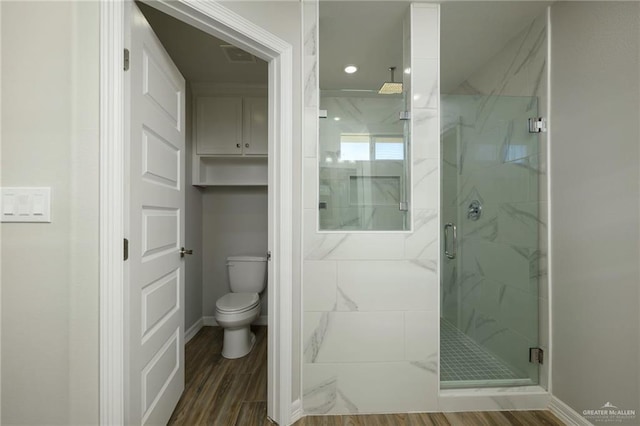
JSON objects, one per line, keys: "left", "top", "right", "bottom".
{"left": 196, "top": 97, "right": 243, "bottom": 155}
{"left": 243, "top": 97, "right": 268, "bottom": 156}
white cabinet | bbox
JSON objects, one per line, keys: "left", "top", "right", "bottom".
{"left": 195, "top": 97, "right": 243, "bottom": 155}
{"left": 193, "top": 95, "right": 268, "bottom": 186}
{"left": 195, "top": 96, "right": 267, "bottom": 156}
{"left": 243, "top": 97, "right": 268, "bottom": 156}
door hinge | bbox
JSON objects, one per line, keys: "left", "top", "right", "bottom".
{"left": 529, "top": 347, "right": 544, "bottom": 364}
{"left": 528, "top": 117, "right": 546, "bottom": 133}
{"left": 124, "top": 238, "right": 129, "bottom": 261}
{"left": 399, "top": 201, "right": 409, "bottom": 211}
{"left": 124, "top": 48, "right": 130, "bottom": 71}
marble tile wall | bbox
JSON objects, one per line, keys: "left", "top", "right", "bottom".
{"left": 301, "top": 3, "right": 441, "bottom": 414}
{"left": 441, "top": 12, "right": 549, "bottom": 384}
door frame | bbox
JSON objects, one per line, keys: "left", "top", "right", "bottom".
{"left": 99, "top": 1, "right": 294, "bottom": 424}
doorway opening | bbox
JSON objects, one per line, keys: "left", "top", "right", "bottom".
{"left": 99, "top": 1, "right": 294, "bottom": 424}
{"left": 138, "top": 1, "right": 269, "bottom": 422}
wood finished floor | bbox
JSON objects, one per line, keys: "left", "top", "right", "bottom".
{"left": 168, "top": 326, "right": 268, "bottom": 426}
{"left": 169, "top": 326, "right": 565, "bottom": 426}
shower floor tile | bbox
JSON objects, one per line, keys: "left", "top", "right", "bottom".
{"left": 440, "top": 319, "right": 523, "bottom": 387}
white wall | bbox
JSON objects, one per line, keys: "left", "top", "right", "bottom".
{"left": 1, "top": 1, "right": 100, "bottom": 424}
{"left": 202, "top": 187, "right": 268, "bottom": 318}
{"left": 550, "top": 2, "right": 640, "bottom": 421}
{"left": 185, "top": 85, "right": 204, "bottom": 332}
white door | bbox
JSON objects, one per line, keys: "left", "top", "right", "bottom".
{"left": 126, "top": 3, "right": 186, "bottom": 425}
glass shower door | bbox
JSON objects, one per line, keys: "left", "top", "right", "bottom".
{"left": 441, "top": 94, "right": 541, "bottom": 388}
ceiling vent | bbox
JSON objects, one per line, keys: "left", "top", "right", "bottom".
{"left": 220, "top": 45, "right": 256, "bottom": 63}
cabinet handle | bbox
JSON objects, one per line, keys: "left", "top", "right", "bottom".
{"left": 236, "top": 143, "right": 241, "bottom": 148}
{"left": 245, "top": 143, "right": 250, "bottom": 148}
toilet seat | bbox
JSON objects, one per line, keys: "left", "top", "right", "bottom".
{"left": 215, "top": 292, "right": 259, "bottom": 314}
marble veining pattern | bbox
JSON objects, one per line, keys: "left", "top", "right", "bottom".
{"left": 336, "top": 287, "right": 358, "bottom": 312}
{"left": 410, "top": 351, "right": 439, "bottom": 374}
{"left": 304, "top": 312, "right": 330, "bottom": 363}
{"left": 302, "top": 376, "right": 338, "bottom": 414}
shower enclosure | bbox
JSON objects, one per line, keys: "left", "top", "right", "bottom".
{"left": 440, "top": 94, "right": 542, "bottom": 388}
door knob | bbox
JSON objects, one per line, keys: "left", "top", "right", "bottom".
{"left": 180, "top": 247, "right": 193, "bottom": 258}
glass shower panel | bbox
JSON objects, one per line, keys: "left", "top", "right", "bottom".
{"left": 441, "top": 94, "right": 540, "bottom": 388}
{"left": 319, "top": 93, "right": 410, "bottom": 231}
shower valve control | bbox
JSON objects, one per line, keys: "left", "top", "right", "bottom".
{"left": 467, "top": 200, "right": 482, "bottom": 221}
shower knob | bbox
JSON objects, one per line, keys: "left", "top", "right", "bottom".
{"left": 468, "top": 200, "right": 482, "bottom": 221}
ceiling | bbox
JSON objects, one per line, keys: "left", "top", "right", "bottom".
{"left": 319, "top": 2, "right": 408, "bottom": 91}
{"left": 319, "top": 1, "right": 551, "bottom": 93}
{"left": 137, "top": 2, "right": 268, "bottom": 85}
{"left": 137, "top": 1, "right": 550, "bottom": 92}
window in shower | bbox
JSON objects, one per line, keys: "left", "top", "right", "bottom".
{"left": 318, "top": 1, "right": 411, "bottom": 231}
{"left": 319, "top": 102, "right": 410, "bottom": 231}
{"left": 339, "top": 134, "right": 405, "bottom": 162}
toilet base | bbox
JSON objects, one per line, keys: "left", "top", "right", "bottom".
{"left": 221, "top": 327, "right": 256, "bottom": 359}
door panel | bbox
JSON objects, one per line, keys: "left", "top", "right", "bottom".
{"left": 141, "top": 271, "right": 179, "bottom": 338}
{"left": 142, "top": 128, "right": 180, "bottom": 189}
{"left": 195, "top": 97, "right": 243, "bottom": 155}
{"left": 127, "top": 3, "right": 186, "bottom": 425}
{"left": 143, "top": 50, "right": 181, "bottom": 129}
{"left": 440, "top": 95, "right": 540, "bottom": 388}
{"left": 243, "top": 97, "right": 268, "bottom": 155}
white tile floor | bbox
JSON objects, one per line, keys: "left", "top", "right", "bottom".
{"left": 440, "top": 319, "right": 525, "bottom": 388}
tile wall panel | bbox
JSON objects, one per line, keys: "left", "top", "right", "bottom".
{"left": 302, "top": 4, "right": 441, "bottom": 414}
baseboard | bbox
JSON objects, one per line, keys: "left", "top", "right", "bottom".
{"left": 185, "top": 318, "right": 204, "bottom": 343}
{"left": 549, "top": 396, "right": 593, "bottom": 426}
{"left": 202, "top": 315, "right": 268, "bottom": 326}
{"left": 203, "top": 316, "right": 217, "bottom": 326}
{"left": 290, "top": 398, "right": 303, "bottom": 424}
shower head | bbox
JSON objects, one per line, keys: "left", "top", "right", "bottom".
{"left": 378, "top": 66, "right": 403, "bottom": 95}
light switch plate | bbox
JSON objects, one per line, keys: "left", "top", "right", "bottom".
{"left": 1, "top": 187, "right": 51, "bottom": 223}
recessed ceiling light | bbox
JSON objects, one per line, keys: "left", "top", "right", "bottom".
{"left": 334, "top": 117, "right": 341, "bottom": 121}
{"left": 344, "top": 65, "right": 358, "bottom": 74}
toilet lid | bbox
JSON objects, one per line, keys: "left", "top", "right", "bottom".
{"left": 216, "top": 293, "right": 259, "bottom": 313}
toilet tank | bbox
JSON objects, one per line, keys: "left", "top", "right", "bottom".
{"left": 226, "top": 256, "right": 267, "bottom": 293}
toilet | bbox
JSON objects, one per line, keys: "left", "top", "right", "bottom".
{"left": 214, "top": 255, "right": 267, "bottom": 359}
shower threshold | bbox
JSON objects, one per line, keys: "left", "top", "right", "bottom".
{"left": 440, "top": 319, "right": 534, "bottom": 389}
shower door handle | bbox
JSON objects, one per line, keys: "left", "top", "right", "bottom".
{"left": 444, "top": 223, "right": 457, "bottom": 260}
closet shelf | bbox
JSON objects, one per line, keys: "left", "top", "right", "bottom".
{"left": 193, "top": 156, "right": 267, "bottom": 186}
